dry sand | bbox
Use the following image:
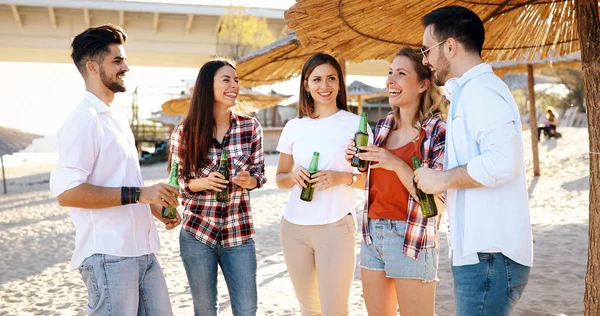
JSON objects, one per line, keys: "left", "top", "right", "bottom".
{"left": 0, "top": 127, "right": 589, "bottom": 315}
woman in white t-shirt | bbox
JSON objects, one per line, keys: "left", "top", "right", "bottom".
{"left": 275, "top": 52, "right": 371, "bottom": 315}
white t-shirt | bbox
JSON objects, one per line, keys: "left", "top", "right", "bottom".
{"left": 277, "top": 110, "right": 368, "bottom": 225}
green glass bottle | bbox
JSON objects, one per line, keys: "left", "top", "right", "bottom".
{"left": 300, "top": 152, "right": 319, "bottom": 202}
{"left": 161, "top": 162, "right": 180, "bottom": 219}
{"left": 351, "top": 112, "right": 369, "bottom": 168}
{"left": 215, "top": 149, "right": 229, "bottom": 203}
{"left": 411, "top": 156, "right": 438, "bottom": 218}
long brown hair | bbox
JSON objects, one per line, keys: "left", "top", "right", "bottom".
{"left": 392, "top": 46, "right": 443, "bottom": 130}
{"left": 179, "top": 58, "right": 236, "bottom": 176}
{"left": 297, "top": 53, "right": 348, "bottom": 118}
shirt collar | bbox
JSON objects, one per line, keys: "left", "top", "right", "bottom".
{"left": 443, "top": 63, "right": 493, "bottom": 99}
{"left": 84, "top": 91, "right": 111, "bottom": 114}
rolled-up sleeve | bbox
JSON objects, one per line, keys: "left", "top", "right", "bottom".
{"left": 49, "top": 113, "right": 101, "bottom": 197}
{"left": 463, "top": 87, "right": 523, "bottom": 188}
{"left": 249, "top": 119, "right": 266, "bottom": 190}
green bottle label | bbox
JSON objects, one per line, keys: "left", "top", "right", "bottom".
{"left": 162, "top": 162, "right": 180, "bottom": 219}
{"left": 301, "top": 152, "right": 319, "bottom": 202}
{"left": 351, "top": 113, "right": 368, "bottom": 168}
{"left": 411, "top": 156, "right": 438, "bottom": 218}
{"left": 216, "top": 149, "right": 229, "bottom": 203}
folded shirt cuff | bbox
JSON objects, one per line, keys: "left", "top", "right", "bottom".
{"left": 49, "top": 168, "right": 87, "bottom": 197}
{"left": 466, "top": 159, "right": 497, "bottom": 188}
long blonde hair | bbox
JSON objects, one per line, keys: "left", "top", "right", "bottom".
{"left": 391, "top": 46, "right": 444, "bottom": 130}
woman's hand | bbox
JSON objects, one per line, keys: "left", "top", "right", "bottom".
{"left": 188, "top": 172, "right": 229, "bottom": 192}
{"left": 291, "top": 166, "right": 311, "bottom": 189}
{"left": 232, "top": 171, "right": 258, "bottom": 189}
{"left": 345, "top": 139, "right": 358, "bottom": 163}
{"left": 311, "top": 170, "right": 348, "bottom": 191}
{"left": 356, "top": 145, "right": 400, "bottom": 171}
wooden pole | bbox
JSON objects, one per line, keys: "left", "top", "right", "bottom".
{"left": 1, "top": 155, "right": 6, "bottom": 194}
{"left": 271, "top": 106, "right": 278, "bottom": 127}
{"left": 527, "top": 64, "right": 541, "bottom": 176}
{"left": 577, "top": 1, "right": 600, "bottom": 314}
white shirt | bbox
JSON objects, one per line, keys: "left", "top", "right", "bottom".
{"left": 50, "top": 91, "right": 160, "bottom": 270}
{"left": 444, "top": 64, "right": 533, "bottom": 267}
{"left": 277, "top": 110, "right": 370, "bottom": 225}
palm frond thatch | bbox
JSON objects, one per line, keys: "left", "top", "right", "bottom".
{"left": 285, "top": 1, "right": 589, "bottom": 63}
{"left": 236, "top": 32, "right": 321, "bottom": 87}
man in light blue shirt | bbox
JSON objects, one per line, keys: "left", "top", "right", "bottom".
{"left": 414, "top": 6, "right": 533, "bottom": 315}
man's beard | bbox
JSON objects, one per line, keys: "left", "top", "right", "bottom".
{"left": 433, "top": 52, "right": 451, "bottom": 86}
{"left": 100, "top": 66, "right": 126, "bottom": 93}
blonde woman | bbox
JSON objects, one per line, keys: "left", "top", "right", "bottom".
{"left": 348, "top": 47, "right": 446, "bottom": 316}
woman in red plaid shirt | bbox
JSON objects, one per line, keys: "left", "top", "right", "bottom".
{"left": 169, "top": 59, "right": 266, "bottom": 316}
{"left": 348, "top": 47, "right": 446, "bottom": 316}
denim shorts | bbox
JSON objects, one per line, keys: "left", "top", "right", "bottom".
{"left": 360, "top": 219, "right": 439, "bottom": 282}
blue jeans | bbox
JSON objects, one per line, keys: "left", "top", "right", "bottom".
{"left": 78, "top": 253, "right": 172, "bottom": 316}
{"left": 452, "top": 253, "right": 531, "bottom": 316}
{"left": 180, "top": 229, "right": 258, "bottom": 316}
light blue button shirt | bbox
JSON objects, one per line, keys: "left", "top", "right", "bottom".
{"left": 444, "top": 64, "right": 533, "bottom": 267}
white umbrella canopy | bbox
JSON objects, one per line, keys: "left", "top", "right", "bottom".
{"left": 0, "top": 126, "right": 42, "bottom": 194}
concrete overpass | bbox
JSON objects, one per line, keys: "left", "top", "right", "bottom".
{"left": 0, "top": 0, "right": 387, "bottom": 75}
{"left": 0, "top": 0, "right": 288, "bottom": 67}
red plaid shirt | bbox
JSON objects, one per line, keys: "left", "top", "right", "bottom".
{"left": 362, "top": 111, "right": 446, "bottom": 260}
{"left": 169, "top": 112, "right": 266, "bottom": 248}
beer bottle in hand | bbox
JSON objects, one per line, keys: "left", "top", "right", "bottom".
{"left": 215, "top": 149, "right": 229, "bottom": 203}
{"left": 300, "top": 152, "right": 319, "bottom": 202}
{"left": 162, "top": 162, "right": 180, "bottom": 219}
{"left": 351, "top": 112, "right": 369, "bottom": 168}
{"left": 411, "top": 156, "right": 438, "bottom": 218}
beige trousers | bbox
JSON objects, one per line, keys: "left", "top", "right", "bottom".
{"left": 280, "top": 214, "right": 356, "bottom": 316}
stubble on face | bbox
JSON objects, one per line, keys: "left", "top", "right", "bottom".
{"left": 99, "top": 65, "right": 126, "bottom": 93}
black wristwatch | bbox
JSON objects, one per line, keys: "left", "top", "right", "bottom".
{"left": 133, "top": 187, "right": 141, "bottom": 203}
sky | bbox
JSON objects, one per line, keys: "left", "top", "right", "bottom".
{"left": 0, "top": 0, "right": 387, "bottom": 138}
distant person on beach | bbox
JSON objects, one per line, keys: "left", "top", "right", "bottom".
{"left": 415, "top": 6, "right": 533, "bottom": 315}
{"left": 347, "top": 47, "right": 446, "bottom": 316}
{"left": 49, "top": 24, "right": 181, "bottom": 315}
{"left": 169, "top": 58, "right": 266, "bottom": 316}
{"left": 538, "top": 107, "right": 561, "bottom": 140}
{"left": 275, "top": 53, "right": 371, "bottom": 316}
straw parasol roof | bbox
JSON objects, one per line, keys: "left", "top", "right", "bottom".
{"left": 285, "top": 1, "right": 591, "bottom": 63}
{"left": 347, "top": 80, "right": 387, "bottom": 99}
{"left": 346, "top": 80, "right": 387, "bottom": 113}
{"left": 0, "top": 126, "right": 42, "bottom": 194}
{"left": 160, "top": 88, "right": 291, "bottom": 117}
{"left": 148, "top": 111, "right": 183, "bottom": 126}
{"left": 501, "top": 73, "right": 560, "bottom": 91}
{"left": 0, "top": 126, "right": 41, "bottom": 157}
{"left": 492, "top": 52, "right": 582, "bottom": 77}
{"left": 236, "top": 32, "right": 320, "bottom": 87}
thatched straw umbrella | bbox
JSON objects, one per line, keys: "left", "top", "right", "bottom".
{"left": 160, "top": 88, "right": 291, "bottom": 117}
{"left": 286, "top": 1, "right": 600, "bottom": 312}
{"left": 347, "top": 80, "right": 387, "bottom": 114}
{"left": 0, "top": 126, "right": 42, "bottom": 194}
{"left": 236, "top": 32, "right": 319, "bottom": 87}
{"left": 492, "top": 52, "right": 582, "bottom": 78}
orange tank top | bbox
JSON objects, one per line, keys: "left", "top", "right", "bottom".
{"left": 368, "top": 130, "right": 425, "bottom": 220}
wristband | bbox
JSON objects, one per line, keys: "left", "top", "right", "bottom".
{"left": 121, "top": 186, "right": 141, "bottom": 205}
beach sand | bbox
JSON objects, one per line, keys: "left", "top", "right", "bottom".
{"left": 0, "top": 127, "right": 589, "bottom": 315}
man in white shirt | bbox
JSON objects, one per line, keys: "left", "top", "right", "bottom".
{"left": 414, "top": 6, "right": 533, "bottom": 315}
{"left": 49, "top": 24, "right": 181, "bottom": 315}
